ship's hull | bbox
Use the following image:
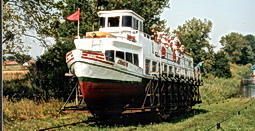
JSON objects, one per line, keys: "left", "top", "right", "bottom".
{"left": 78, "top": 78, "right": 147, "bottom": 115}
{"left": 68, "top": 54, "right": 148, "bottom": 115}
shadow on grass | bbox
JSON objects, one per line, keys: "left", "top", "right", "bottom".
{"left": 37, "top": 109, "right": 208, "bottom": 130}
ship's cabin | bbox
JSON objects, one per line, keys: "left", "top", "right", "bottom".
{"left": 98, "top": 10, "right": 144, "bottom": 33}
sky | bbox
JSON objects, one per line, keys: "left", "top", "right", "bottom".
{"left": 28, "top": 0, "right": 255, "bottom": 58}
{"left": 161, "top": 0, "right": 255, "bottom": 51}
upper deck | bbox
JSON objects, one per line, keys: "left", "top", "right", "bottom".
{"left": 72, "top": 10, "right": 196, "bottom": 79}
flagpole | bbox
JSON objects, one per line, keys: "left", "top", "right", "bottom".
{"left": 78, "top": 20, "right": 80, "bottom": 37}
{"left": 77, "top": 8, "right": 80, "bottom": 38}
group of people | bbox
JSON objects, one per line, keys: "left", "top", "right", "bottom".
{"left": 149, "top": 25, "right": 187, "bottom": 63}
{"left": 149, "top": 24, "right": 204, "bottom": 78}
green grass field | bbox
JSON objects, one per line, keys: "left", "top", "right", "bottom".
{"left": 4, "top": 98, "right": 255, "bottom": 130}
{"left": 3, "top": 64, "right": 254, "bottom": 130}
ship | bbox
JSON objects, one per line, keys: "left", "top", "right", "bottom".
{"left": 66, "top": 10, "right": 202, "bottom": 118}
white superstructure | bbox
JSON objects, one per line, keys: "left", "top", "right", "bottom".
{"left": 66, "top": 10, "right": 195, "bottom": 81}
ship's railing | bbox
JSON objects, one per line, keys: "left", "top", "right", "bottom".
{"left": 141, "top": 32, "right": 194, "bottom": 78}
{"left": 103, "top": 30, "right": 140, "bottom": 42}
{"left": 84, "top": 30, "right": 199, "bottom": 80}
{"left": 146, "top": 42, "right": 196, "bottom": 79}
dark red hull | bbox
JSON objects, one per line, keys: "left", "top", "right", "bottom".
{"left": 78, "top": 80, "right": 146, "bottom": 115}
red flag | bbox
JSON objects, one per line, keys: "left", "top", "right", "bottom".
{"left": 66, "top": 9, "right": 80, "bottom": 21}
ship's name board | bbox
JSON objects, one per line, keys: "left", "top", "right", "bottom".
{"left": 117, "top": 60, "right": 128, "bottom": 67}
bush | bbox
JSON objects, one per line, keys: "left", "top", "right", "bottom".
{"left": 3, "top": 78, "right": 44, "bottom": 101}
{"left": 200, "top": 64, "right": 251, "bottom": 104}
{"left": 28, "top": 40, "right": 75, "bottom": 100}
{"left": 211, "top": 51, "right": 232, "bottom": 78}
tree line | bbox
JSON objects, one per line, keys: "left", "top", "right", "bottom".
{"left": 3, "top": 0, "right": 255, "bottom": 99}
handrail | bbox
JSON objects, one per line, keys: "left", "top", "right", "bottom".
{"left": 83, "top": 30, "right": 197, "bottom": 79}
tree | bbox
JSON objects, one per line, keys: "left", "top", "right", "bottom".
{"left": 28, "top": 40, "right": 75, "bottom": 99}
{"left": 28, "top": 0, "right": 171, "bottom": 100}
{"left": 211, "top": 51, "right": 232, "bottom": 78}
{"left": 14, "top": 53, "right": 32, "bottom": 64}
{"left": 3, "top": 0, "right": 63, "bottom": 53}
{"left": 173, "top": 18, "right": 213, "bottom": 63}
{"left": 244, "top": 34, "right": 255, "bottom": 64}
{"left": 220, "top": 32, "right": 255, "bottom": 64}
{"left": 3, "top": 0, "right": 170, "bottom": 54}
{"left": 244, "top": 34, "right": 255, "bottom": 53}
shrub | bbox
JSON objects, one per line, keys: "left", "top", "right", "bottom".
{"left": 28, "top": 40, "right": 75, "bottom": 100}
{"left": 3, "top": 78, "right": 44, "bottom": 101}
{"left": 210, "top": 51, "right": 232, "bottom": 78}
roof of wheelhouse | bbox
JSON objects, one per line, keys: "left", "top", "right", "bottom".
{"left": 98, "top": 10, "right": 145, "bottom": 22}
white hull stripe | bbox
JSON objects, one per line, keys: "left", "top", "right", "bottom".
{"left": 70, "top": 61, "right": 145, "bottom": 79}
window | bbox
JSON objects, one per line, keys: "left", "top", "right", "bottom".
{"left": 145, "top": 59, "right": 150, "bottom": 74}
{"left": 122, "top": 16, "right": 132, "bottom": 27}
{"left": 151, "top": 42, "right": 154, "bottom": 54}
{"left": 108, "top": 17, "right": 120, "bottom": 27}
{"left": 169, "top": 66, "right": 173, "bottom": 74}
{"left": 126, "top": 52, "right": 133, "bottom": 63}
{"left": 116, "top": 51, "right": 124, "bottom": 59}
{"left": 100, "top": 17, "right": 105, "bottom": 28}
{"left": 133, "top": 54, "right": 139, "bottom": 66}
{"left": 152, "top": 61, "right": 157, "bottom": 72}
{"left": 164, "top": 64, "right": 167, "bottom": 72}
{"left": 139, "top": 21, "right": 143, "bottom": 31}
{"left": 132, "top": 18, "right": 138, "bottom": 30}
{"left": 105, "top": 50, "right": 114, "bottom": 62}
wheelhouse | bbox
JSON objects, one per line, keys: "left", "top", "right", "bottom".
{"left": 98, "top": 10, "right": 144, "bottom": 33}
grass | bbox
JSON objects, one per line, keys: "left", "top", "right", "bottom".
{"left": 3, "top": 65, "right": 28, "bottom": 71}
{"left": 3, "top": 63, "right": 254, "bottom": 130}
{"left": 3, "top": 65, "right": 29, "bottom": 80}
{"left": 3, "top": 97, "right": 255, "bottom": 130}
{"left": 200, "top": 63, "right": 252, "bottom": 104}
{"left": 3, "top": 70, "right": 29, "bottom": 81}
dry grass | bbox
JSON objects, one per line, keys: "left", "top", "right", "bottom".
{"left": 3, "top": 97, "right": 63, "bottom": 122}
{"left": 3, "top": 70, "right": 29, "bottom": 80}
{"left": 3, "top": 65, "right": 29, "bottom": 80}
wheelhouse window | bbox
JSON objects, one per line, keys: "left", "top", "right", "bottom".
{"left": 108, "top": 16, "right": 120, "bottom": 27}
{"left": 116, "top": 51, "right": 124, "bottom": 59}
{"left": 139, "top": 21, "right": 143, "bottom": 31}
{"left": 132, "top": 18, "right": 138, "bottom": 30}
{"left": 125, "top": 52, "right": 133, "bottom": 63}
{"left": 145, "top": 59, "right": 150, "bottom": 75}
{"left": 122, "top": 16, "right": 132, "bottom": 27}
{"left": 105, "top": 50, "right": 114, "bottom": 62}
{"left": 133, "top": 54, "right": 139, "bottom": 66}
{"left": 100, "top": 17, "right": 105, "bottom": 28}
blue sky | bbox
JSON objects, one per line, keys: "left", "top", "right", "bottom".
{"left": 161, "top": 0, "right": 255, "bottom": 51}
{"left": 29, "top": 0, "right": 255, "bottom": 57}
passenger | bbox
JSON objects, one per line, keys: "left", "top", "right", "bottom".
{"left": 172, "top": 34, "right": 182, "bottom": 63}
{"left": 173, "top": 34, "right": 181, "bottom": 48}
{"left": 195, "top": 60, "right": 205, "bottom": 78}
{"left": 149, "top": 24, "right": 158, "bottom": 41}
{"left": 180, "top": 45, "right": 185, "bottom": 58}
